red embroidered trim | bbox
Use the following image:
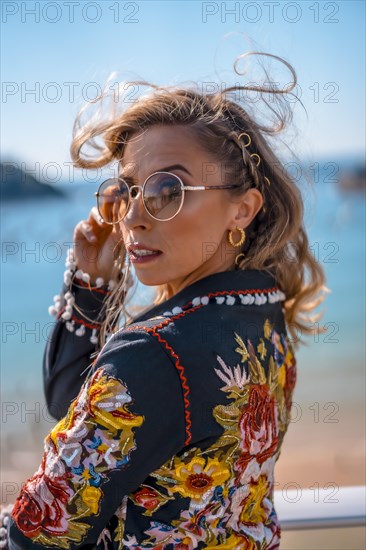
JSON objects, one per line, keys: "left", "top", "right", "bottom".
{"left": 146, "top": 326, "right": 192, "bottom": 446}
{"left": 207, "top": 286, "right": 278, "bottom": 297}
{"left": 127, "top": 287, "right": 279, "bottom": 333}
{"left": 127, "top": 307, "right": 198, "bottom": 332}
{"left": 73, "top": 278, "right": 112, "bottom": 295}
{"left": 56, "top": 309, "right": 101, "bottom": 330}
{"left": 123, "top": 286, "right": 279, "bottom": 447}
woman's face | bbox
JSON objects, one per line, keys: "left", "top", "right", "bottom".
{"left": 118, "top": 124, "right": 263, "bottom": 297}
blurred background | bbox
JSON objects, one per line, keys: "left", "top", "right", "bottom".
{"left": 1, "top": 1, "right": 365, "bottom": 548}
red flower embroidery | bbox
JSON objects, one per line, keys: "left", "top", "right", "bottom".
{"left": 132, "top": 487, "right": 161, "bottom": 510}
{"left": 12, "top": 454, "right": 71, "bottom": 538}
{"left": 236, "top": 384, "right": 279, "bottom": 477}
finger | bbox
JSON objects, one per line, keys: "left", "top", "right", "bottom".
{"left": 112, "top": 197, "right": 122, "bottom": 224}
{"left": 73, "top": 221, "right": 88, "bottom": 240}
{"left": 99, "top": 197, "right": 113, "bottom": 225}
{"left": 97, "top": 183, "right": 120, "bottom": 224}
{"left": 79, "top": 221, "right": 97, "bottom": 242}
{"left": 90, "top": 206, "right": 106, "bottom": 226}
{"left": 88, "top": 207, "right": 112, "bottom": 240}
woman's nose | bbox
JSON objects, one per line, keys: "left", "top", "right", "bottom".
{"left": 123, "top": 185, "right": 151, "bottom": 228}
{"left": 129, "top": 186, "right": 145, "bottom": 213}
{"left": 130, "top": 185, "right": 141, "bottom": 200}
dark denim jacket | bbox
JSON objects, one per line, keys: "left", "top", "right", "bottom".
{"left": 7, "top": 269, "right": 297, "bottom": 549}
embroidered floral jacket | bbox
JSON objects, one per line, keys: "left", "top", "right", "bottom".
{"left": 7, "top": 268, "right": 297, "bottom": 549}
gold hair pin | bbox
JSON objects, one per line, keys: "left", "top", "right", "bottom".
{"left": 232, "top": 131, "right": 271, "bottom": 187}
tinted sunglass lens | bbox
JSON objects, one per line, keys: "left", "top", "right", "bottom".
{"left": 97, "top": 178, "right": 129, "bottom": 223}
{"left": 144, "top": 173, "right": 182, "bottom": 220}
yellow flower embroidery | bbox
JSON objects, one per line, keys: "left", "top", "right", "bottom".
{"left": 277, "top": 363, "right": 286, "bottom": 389}
{"left": 206, "top": 532, "right": 257, "bottom": 549}
{"left": 13, "top": 367, "right": 146, "bottom": 548}
{"left": 285, "top": 343, "right": 295, "bottom": 367}
{"left": 234, "top": 332, "right": 250, "bottom": 363}
{"left": 49, "top": 406, "right": 77, "bottom": 449}
{"left": 88, "top": 374, "right": 144, "bottom": 433}
{"left": 257, "top": 338, "right": 267, "bottom": 361}
{"left": 48, "top": 372, "right": 144, "bottom": 450}
{"left": 170, "top": 457, "right": 230, "bottom": 501}
{"left": 239, "top": 475, "right": 269, "bottom": 525}
{"left": 264, "top": 318, "right": 273, "bottom": 340}
{"left": 81, "top": 469, "right": 92, "bottom": 481}
{"left": 272, "top": 331, "right": 284, "bottom": 355}
{"left": 80, "top": 485, "right": 102, "bottom": 515}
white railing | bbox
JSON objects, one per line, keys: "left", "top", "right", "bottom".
{"left": 274, "top": 485, "right": 366, "bottom": 530}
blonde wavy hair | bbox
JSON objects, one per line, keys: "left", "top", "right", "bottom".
{"left": 70, "top": 51, "right": 330, "bottom": 354}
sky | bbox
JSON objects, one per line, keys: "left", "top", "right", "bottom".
{"left": 1, "top": 0, "right": 365, "bottom": 183}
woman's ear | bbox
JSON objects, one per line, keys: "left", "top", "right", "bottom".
{"left": 229, "top": 188, "right": 264, "bottom": 230}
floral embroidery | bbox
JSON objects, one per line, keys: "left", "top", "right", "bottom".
{"left": 235, "top": 383, "right": 279, "bottom": 477}
{"left": 11, "top": 368, "right": 144, "bottom": 548}
{"left": 169, "top": 457, "right": 231, "bottom": 501}
{"left": 121, "top": 319, "right": 296, "bottom": 549}
{"left": 10, "top": 314, "right": 296, "bottom": 549}
{"left": 129, "top": 485, "right": 175, "bottom": 516}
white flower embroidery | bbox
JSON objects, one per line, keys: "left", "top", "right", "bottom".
{"left": 214, "top": 355, "right": 250, "bottom": 391}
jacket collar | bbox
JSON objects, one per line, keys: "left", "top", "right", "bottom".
{"left": 131, "top": 268, "right": 284, "bottom": 323}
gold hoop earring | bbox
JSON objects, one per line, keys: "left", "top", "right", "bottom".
{"left": 227, "top": 226, "right": 245, "bottom": 247}
{"left": 227, "top": 227, "right": 246, "bottom": 268}
{"left": 234, "top": 252, "right": 245, "bottom": 267}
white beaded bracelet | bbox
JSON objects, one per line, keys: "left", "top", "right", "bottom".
{"left": 0, "top": 503, "right": 12, "bottom": 549}
{"left": 48, "top": 247, "right": 132, "bottom": 344}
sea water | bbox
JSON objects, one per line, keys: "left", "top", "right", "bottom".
{"left": 1, "top": 159, "right": 365, "bottom": 408}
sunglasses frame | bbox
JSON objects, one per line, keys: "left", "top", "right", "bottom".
{"left": 94, "top": 170, "right": 242, "bottom": 224}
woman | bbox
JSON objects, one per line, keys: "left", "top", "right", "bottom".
{"left": 2, "top": 52, "right": 328, "bottom": 549}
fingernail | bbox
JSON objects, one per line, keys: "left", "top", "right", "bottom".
{"left": 90, "top": 235, "right": 97, "bottom": 241}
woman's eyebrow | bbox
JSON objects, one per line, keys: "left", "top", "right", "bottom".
{"left": 119, "top": 164, "right": 193, "bottom": 180}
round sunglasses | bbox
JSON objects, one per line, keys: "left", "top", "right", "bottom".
{"left": 95, "top": 171, "right": 241, "bottom": 224}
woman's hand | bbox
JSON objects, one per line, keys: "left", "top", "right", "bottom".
{"left": 73, "top": 206, "right": 125, "bottom": 284}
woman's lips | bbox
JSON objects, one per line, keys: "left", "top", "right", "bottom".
{"left": 129, "top": 250, "right": 163, "bottom": 264}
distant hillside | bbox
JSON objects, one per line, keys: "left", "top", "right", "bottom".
{"left": 338, "top": 163, "right": 366, "bottom": 193}
{"left": 1, "top": 162, "right": 65, "bottom": 200}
